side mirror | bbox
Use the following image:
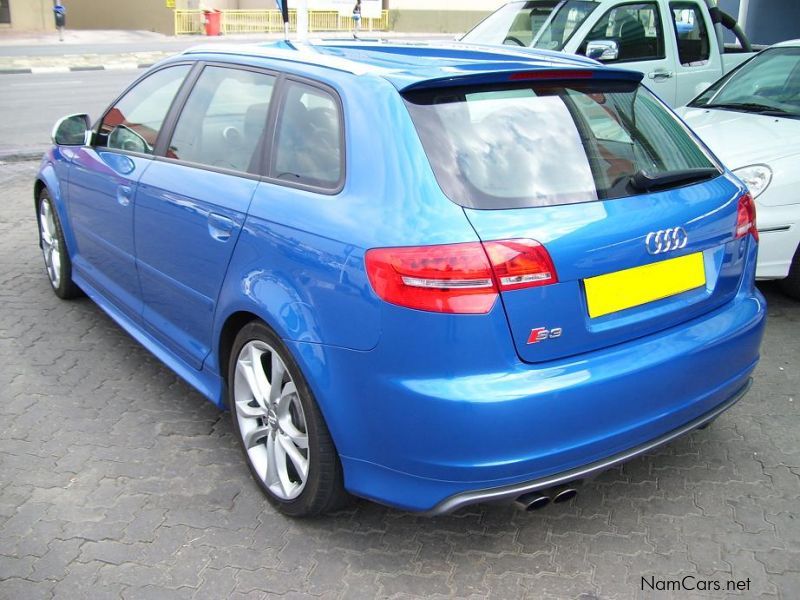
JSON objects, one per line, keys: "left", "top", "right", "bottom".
{"left": 52, "top": 114, "right": 91, "bottom": 146}
{"left": 586, "top": 40, "right": 619, "bottom": 62}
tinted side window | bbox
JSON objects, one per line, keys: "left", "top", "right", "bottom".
{"left": 167, "top": 66, "right": 276, "bottom": 174}
{"left": 670, "top": 3, "right": 710, "bottom": 65}
{"left": 580, "top": 2, "right": 665, "bottom": 63}
{"left": 272, "top": 82, "right": 343, "bottom": 189}
{"left": 100, "top": 65, "right": 190, "bottom": 155}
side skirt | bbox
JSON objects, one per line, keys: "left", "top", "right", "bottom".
{"left": 72, "top": 272, "right": 226, "bottom": 407}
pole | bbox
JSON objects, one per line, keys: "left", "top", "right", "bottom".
{"left": 277, "top": 0, "right": 289, "bottom": 41}
{"left": 738, "top": 0, "right": 750, "bottom": 35}
{"left": 297, "top": 0, "right": 308, "bottom": 41}
{"left": 54, "top": 0, "right": 64, "bottom": 42}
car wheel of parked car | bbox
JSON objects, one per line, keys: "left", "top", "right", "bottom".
{"left": 779, "top": 245, "right": 800, "bottom": 300}
{"left": 228, "top": 321, "right": 348, "bottom": 516}
{"left": 37, "top": 189, "right": 81, "bottom": 299}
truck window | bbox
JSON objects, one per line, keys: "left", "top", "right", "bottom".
{"left": 670, "top": 2, "right": 710, "bottom": 66}
{"left": 579, "top": 2, "right": 665, "bottom": 63}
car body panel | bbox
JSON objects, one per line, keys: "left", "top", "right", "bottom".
{"left": 67, "top": 147, "right": 152, "bottom": 322}
{"left": 676, "top": 108, "right": 800, "bottom": 179}
{"left": 464, "top": 175, "right": 748, "bottom": 362}
{"left": 135, "top": 160, "right": 256, "bottom": 369}
{"left": 293, "top": 245, "right": 763, "bottom": 510}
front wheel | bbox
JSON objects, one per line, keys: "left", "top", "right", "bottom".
{"left": 37, "top": 189, "right": 81, "bottom": 299}
{"left": 228, "top": 321, "right": 348, "bottom": 516}
{"left": 779, "top": 244, "right": 800, "bottom": 300}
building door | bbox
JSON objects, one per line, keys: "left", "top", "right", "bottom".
{"left": 0, "top": 0, "right": 11, "bottom": 24}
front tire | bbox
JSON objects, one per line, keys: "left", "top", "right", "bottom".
{"left": 779, "top": 244, "right": 800, "bottom": 300}
{"left": 37, "top": 189, "right": 80, "bottom": 299}
{"left": 228, "top": 321, "right": 348, "bottom": 516}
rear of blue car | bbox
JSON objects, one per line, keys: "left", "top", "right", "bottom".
{"left": 318, "top": 64, "right": 765, "bottom": 512}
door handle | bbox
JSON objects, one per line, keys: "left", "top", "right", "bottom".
{"left": 208, "top": 213, "right": 235, "bottom": 242}
{"left": 117, "top": 185, "right": 132, "bottom": 207}
{"left": 648, "top": 70, "right": 674, "bottom": 81}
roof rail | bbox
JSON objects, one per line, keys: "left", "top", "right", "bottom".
{"left": 181, "top": 41, "right": 396, "bottom": 76}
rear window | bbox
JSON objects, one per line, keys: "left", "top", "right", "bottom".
{"left": 404, "top": 79, "right": 719, "bottom": 209}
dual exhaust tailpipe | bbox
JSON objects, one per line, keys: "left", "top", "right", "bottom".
{"left": 514, "top": 484, "right": 579, "bottom": 512}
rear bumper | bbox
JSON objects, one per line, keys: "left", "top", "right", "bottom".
{"left": 290, "top": 261, "right": 766, "bottom": 513}
{"left": 423, "top": 378, "right": 751, "bottom": 515}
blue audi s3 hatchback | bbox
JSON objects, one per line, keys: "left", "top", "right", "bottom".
{"left": 35, "top": 41, "right": 766, "bottom": 516}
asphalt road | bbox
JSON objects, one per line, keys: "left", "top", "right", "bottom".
{"left": 0, "top": 70, "right": 141, "bottom": 159}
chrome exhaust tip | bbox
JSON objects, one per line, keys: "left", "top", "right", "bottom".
{"left": 515, "top": 492, "right": 551, "bottom": 511}
{"left": 552, "top": 487, "right": 578, "bottom": 504}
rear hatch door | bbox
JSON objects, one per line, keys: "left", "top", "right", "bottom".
{"left": 403, "top": 73, "right": 752, "bottom": 363}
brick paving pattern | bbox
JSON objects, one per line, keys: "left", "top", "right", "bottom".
{"left": 1, "top": 160, "right": 798, "bottom": 599}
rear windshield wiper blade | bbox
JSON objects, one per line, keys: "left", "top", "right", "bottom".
{"left": 629, "top": 168, "right": 719, "bottom": 193}
{"left": 700, "top": 102, "right": 792, "bottom": 116}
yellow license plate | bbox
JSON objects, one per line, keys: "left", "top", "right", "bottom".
{"left": 584, "top": 252, "right": 706, "bottom": 319}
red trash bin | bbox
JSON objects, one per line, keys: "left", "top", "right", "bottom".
{"left": 204, "top": 10, "right": 222, "bottom": 36}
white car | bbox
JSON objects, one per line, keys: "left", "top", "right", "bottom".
{"left": 677, "top": 40, "right": 800, "bottom": 299}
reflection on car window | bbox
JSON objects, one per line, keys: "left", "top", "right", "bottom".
{"left": 690, "top": 47, "right": 800, "bottom": 117}
{"left": 100, "top": 65, "right": 190, "bottom": 155}
{"left": 532, "top": 0, "right": 598, "bottom": 51}
{"left": 578, "top": 2, "right": 664, "bottom": 63}
{"left": 405, "top": 80, "right": 717, "bottom": 209}
{"left": 670, "top": 3, "right": 710, "bottom": 66}
{"left": 461, "top": 1, "right": 596, "bottom": 50}
{"left": 272, "top": 82, "right": 342, "bottom": 189}
{"left": 168, "top": 66, "right": 276, "bottom": 173}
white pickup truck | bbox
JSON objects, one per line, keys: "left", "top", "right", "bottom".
{"left": 461, "top": 0, "right": 759, "bottom": 106}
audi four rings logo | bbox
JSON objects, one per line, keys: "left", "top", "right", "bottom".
{"left": 646, "top": 227, "right": 688, "bottom": 255}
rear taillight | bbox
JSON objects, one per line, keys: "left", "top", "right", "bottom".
{"left": 365, "top": 239, "right": 558, "bottom": 314}
{"left": 483, "top": 239, "right": 558, "bottom": 290}
{"left": 735, "top": 192, "right": 758, "bottom": 242}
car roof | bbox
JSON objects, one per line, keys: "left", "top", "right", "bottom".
{"left": 771, "top": 39, "right": 800, "bottom": 49}
{"left": 181, "top": 40, "right": 643, "bottom": 91}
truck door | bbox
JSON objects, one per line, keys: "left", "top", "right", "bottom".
{"left": 669, "top": 1, "right": 722, "bottom": 105}
{"left": 575, "top": 1, "right": 678, "bottom": 105}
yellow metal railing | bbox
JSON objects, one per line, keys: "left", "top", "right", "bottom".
{"left": 174, "top": 9, "right": 389, "bottom": 36}
{"left": 174, "top": 9, "right": 204, "bottom": 35}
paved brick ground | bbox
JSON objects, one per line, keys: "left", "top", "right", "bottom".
{"left": 1, "top": 160, "right": 798, "bottom": 599}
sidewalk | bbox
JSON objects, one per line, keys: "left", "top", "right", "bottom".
{"left": 0, "top": 29, "right": 454, "bottom": 74}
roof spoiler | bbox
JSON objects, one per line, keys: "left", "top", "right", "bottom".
{"left": 396, "top": 66, "right": 644, "bottom": 93}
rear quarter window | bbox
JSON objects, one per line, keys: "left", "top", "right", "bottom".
{"left": 271, "top": 81, "right": 344, "bottom": 191}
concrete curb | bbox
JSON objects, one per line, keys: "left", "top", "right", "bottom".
{"left": 0, "top": 63, "right": 157, "bottom": 76}
{"left": 0, "top": 149, "right": 48, "bottom": 163}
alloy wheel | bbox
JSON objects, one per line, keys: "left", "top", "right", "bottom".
{"left": 39, "top": 198, "right": 61, "bottom": 289}
{"left": 233, "top": 340, "right": 309, "bottom": 500}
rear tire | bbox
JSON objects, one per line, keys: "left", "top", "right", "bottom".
{"left": 37, "top": 189, "right": 81, "bottom": 299}
{"left": 779, "top": 244, "right": 800, "bottom": 300}
{"left": 228, "top": 321, "right": 349, "bottom": 517}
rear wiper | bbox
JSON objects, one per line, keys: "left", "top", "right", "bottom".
{"left": 629, "top": 168, "right": 719, "bottom": 192}
{"left": 701, "top": 102, "right": 792, "bottom": 116}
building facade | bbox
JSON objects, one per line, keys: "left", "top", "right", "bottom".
{"left": 0, "top": 0, "right": 502, "bottom": 35}
{"left": 1, "top": 0, "right": 57, "bottom": 31}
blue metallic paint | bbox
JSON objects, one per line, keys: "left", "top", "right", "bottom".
{"left": 67, "top": 148, "right": 152, "bottom": 321}
{"left": 36, "top": 42, "right": 767, "bottom": 513}
{"left": 134, "top": 160, "right": 255, "bottom": 369}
